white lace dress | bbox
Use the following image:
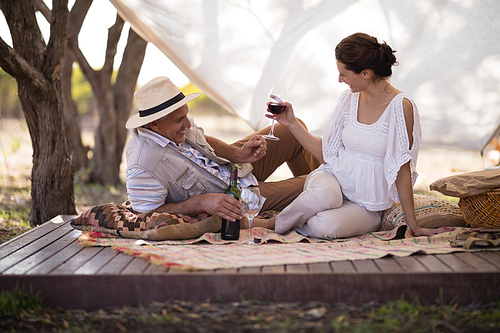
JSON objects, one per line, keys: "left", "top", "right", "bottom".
{"left": 319, "top": 89, "right": 421, "bottom": 212}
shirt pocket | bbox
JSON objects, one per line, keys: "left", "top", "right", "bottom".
{"left": 171, "top": 163, "right": 210, "bottom": 200}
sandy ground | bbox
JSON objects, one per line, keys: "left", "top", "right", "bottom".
{"left": 0, "top": 117, "right": 497, "bottom": 194}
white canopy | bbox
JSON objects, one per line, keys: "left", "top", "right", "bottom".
{"left": 110, "top": 0, "right": 500, "bottom": 152}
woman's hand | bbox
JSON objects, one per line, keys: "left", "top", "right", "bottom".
{"left": 410, "top": 225, "right": 447, "bottom": 237}
{"left": 266, "top": 101, "right": 297, "bottom": 127}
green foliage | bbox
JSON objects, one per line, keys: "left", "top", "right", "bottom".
{"left": 180, "top": 83, "right": 233, "bottom": 116}
{"left": 0, "top": 206, "right": 30, "bottom": 222}
{"left": 0, "top": 284, "right": 45, "bottom": 316}
{"left": 71, "top": 65, "right": 94, "bottom": 116}
{"left": 0, "top": 69, "right": 21, "bottom": 118}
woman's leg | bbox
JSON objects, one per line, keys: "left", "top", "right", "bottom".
{"left": 295, "top": 200, "right": 381, "bottom": 239}
{"left": 274, "top": 170, "right": 343, "bottom": 234}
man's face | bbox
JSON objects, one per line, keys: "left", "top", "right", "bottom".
{"left": 150, "top": 104, "right": 191, "bottom": 144}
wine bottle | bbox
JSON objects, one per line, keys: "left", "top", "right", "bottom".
{"left": 221, "top": 166, "right": 241, "bottom": 240}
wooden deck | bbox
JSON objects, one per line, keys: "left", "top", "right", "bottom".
{"left": 1, "top": 215, "right": 499, "bottom": 310}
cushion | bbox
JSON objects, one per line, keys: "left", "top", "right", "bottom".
{"left": 429, "top": 168, "right": 500, "bottom": 197}
{"left": 70, "top": 202, "right": 221, "bottom": 240}
{"left": 379, "top": 195, "right": 467, "bottom": 231}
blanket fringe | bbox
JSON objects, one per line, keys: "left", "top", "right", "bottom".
{"left": 112, "top": 245, "right": 200, "bottom": 271}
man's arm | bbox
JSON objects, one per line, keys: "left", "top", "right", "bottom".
{"left": 155, "top": 192, "right": 242, "bottom": 222}
{"left": 128, "top": 168, "right": 242, "bottom": 221}
{"left": 206, "top": 135, "right": 267, "bottom": 163}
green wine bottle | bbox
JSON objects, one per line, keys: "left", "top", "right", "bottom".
{"left": 221, "top": 166, "right": 241, "bottom": 240}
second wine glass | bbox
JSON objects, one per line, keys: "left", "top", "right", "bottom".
{"left": 239, "top": 187, "right": 266, "bottom": 245}
{"left": 262, "top": 85, "right": 288, "bottom": 141}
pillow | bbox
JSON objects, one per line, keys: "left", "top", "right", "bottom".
{"left": 70, "top": 202, "right": 221, "bottom": 240}
{"left": 429, "top": 168, "right": 500, "bottom": 197}
{"left": 379, "top": 195, "right": 467, "bottom": 231}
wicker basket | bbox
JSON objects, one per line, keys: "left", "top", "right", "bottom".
{"left": 458, "top": 189, "right": 500, "bottom": 228}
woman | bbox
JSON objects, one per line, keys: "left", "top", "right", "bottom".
{"left": 266, "top": 33, "right": 441, "bottom": 239}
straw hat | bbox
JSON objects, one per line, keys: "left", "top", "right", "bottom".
{"left": 126, "top": 77, "right": 201, "bottom": 129}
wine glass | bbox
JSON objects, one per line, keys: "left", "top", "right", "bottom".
{"left": 262, "top": 85, "right": 289, "bottom": 141}
{"left": 239, "top": 187, "right": 266, "bottom": 245}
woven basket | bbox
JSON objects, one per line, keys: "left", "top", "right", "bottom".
{"left": 458, "top": 189, "right": 500, "bottom": 228}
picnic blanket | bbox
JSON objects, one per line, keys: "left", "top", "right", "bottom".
{"left": 78, "top": 226, "right": 498, "bottom": 271}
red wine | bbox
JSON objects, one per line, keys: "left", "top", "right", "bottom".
{"left": 221, "top": 166, "right": 241, "bottom": 240}
{"left": 268, "top": 104, "right": 286, "bottom": 115}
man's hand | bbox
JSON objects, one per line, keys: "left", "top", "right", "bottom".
{"left": 200, "top": 193, "right": 242, "bottom": 222}
{"left": 239, "top": 135, "right": 267, "bottom": 163}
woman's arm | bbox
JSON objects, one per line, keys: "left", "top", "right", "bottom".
{"left": 396, "top": 99, "right": 442, "bottom": 237}
{"left": 274, "top": 101, "right": 324, "bottom": 163}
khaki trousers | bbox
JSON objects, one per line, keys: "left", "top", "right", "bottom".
{"left": 232, "top": 119, "right": 321, "bottom": 211}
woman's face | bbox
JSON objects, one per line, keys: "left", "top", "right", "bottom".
{"left": 336, "top": 60, "right": 365, "bottom": 92}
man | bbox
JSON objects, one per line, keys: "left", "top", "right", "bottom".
{"left": 125, "top": 77, "right": 319, "bottom": 226}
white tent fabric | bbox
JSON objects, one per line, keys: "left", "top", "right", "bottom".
{"left": 110, "top": 0, "right": 500, "bottom": 152}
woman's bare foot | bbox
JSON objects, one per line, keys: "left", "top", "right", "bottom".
{"left": 252, "top": 216, "right": 276, "bottom": 230}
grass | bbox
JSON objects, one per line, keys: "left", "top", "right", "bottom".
{"left": 0, "top": 284, "right": 45, "bottom": 317}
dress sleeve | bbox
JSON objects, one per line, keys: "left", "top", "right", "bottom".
{"left": 322, "top": 90, "right": 351, "bottom": 167}
{"left": 384, "top": 95, "right": 422, "bottom": 203}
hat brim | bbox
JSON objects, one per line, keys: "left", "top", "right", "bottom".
{"left": 126, "top": 92, "right": 201, "bottom": 129}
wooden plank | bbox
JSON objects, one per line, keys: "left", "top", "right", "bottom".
{"left": 262, "top": 265, "right": 285, "bottom": 273}
{"left": 307, "top": 262, "right": 332, "bottom": 273}
{"left": 238, "top": 266, "right": 261, "bottom": 274}
{"left": 0, "top": 222, "right": 75, "bottom": 273}
{"left": 330, "top": 260, "right": 356, "bottom": 273}
{"left": 351, "top": 259, "right": 380, "bottom": 273}
{"left": 50, "top": 246, "right": 104, "bottom": 275}
{"left": 3, "top": 271, "right": 500, "bottom": 310}
{"left": 121, "top": 258, "right": 150, "bottom": 274}
{"left": 3, "top": 229, "right": 81, "bottom": 275}
{"left": 74, "top": 247, "right": 118, "bottom": 275}
{"left": 98, "top": 252, "right": 136, "bottom": 275}
{"left": 454, "top": 252, "right": 499, "bottom": 272}
{"left": 286, "top": 264, "right": 308, "bottom": 273}
{"left": 0, "top": 215, "right": 74, "bottom": 259}
{"left": 215, "top": 268, "right": 238, "bottom": 274}
{"left": 433, "top": 253, "right": 475, "bottom": 272}
{"left": 415, "top": 255, "right": 453, "bottom": 272}
{"left": 393, "top": 256, "right": 428, "bottom": 273}
{"left": 474, "top": 251, "right": 500, "bottom": 269}
{"left": 374, "top": 257, "right": 404, "bottom": 273}
{"left": 27, "top": 237, "right": 83, "bottom": 275}
{"left": 143, "top": 263, "right": 169, "bottom": 274}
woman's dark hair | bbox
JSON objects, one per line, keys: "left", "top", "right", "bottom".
{"left": 335, "top": 33, "right": 398, "bottom": 79}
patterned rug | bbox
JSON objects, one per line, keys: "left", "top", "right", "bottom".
{"left": 78, "top": 226, "right": 497, "bottom": 271}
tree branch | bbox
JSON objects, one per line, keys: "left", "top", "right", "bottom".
{"left": 0, "top": 31, "right": 46, "bottom": 90}
{"left": 31, "top": 0, "right": 51, "bottom": 21}
{"left": 44, "top": 0, "right": 68, "bottom": 82}
{"left": 101, "top": 13, "right": 124, "bottom": 76}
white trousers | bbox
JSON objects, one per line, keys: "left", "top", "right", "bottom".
{"left": 275, "top": 169, "right": 381, "bottom": 240}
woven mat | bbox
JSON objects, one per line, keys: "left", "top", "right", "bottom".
{"left": 77, "top": 226, "right": 497, "bottom": 271}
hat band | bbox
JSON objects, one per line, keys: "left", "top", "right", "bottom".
{"left": 138, "top": 92, "right": 186, "bottom": 117}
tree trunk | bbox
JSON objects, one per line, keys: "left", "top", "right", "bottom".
{"left": 61, "top": 0, "right": 93, "bottom": 172}
{"left": 62, "top": 53, "right": 89, "bottom": 172}
{"left": 113, "top": 30, "right": 148, "bottom": 158}
{"left": 74, "top": 16, "right": 147, "bottom": 185}
{"left": 0, "top": 0, "right": 76, "bottom": 225}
